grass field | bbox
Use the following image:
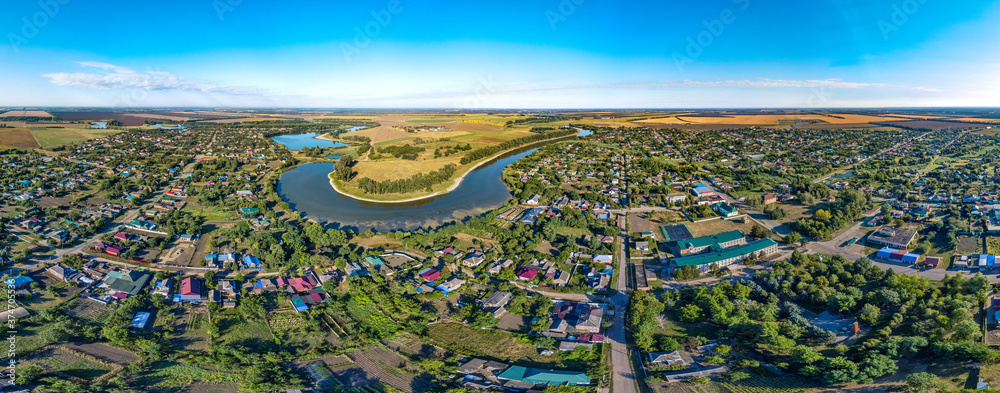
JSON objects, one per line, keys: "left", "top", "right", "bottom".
{"left": 0, "top": 128, "right": 40, "bottom": 148}
{"left": 30, "top": 126, "right": 120, "bottom": 147}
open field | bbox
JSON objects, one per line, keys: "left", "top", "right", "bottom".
{"left": 0, "top": 128, "right": 40, "bottom": 148}
{"left": 669, "top": 113, "right": 908, "bottom": 125}
{"left": 125, "top": 113, "right": 197, "bottom": 121}
{"left": 30, "top": 126, "right": 121, "bottom": 147}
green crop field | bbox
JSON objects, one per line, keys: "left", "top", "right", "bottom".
{"left": 30, "top": 127, "right": 121, "bottom": 147}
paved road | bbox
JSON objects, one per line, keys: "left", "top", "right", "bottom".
{"left": 609, "top": 213, "right": 637, "bottom": 393}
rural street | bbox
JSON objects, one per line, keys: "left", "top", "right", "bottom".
{"left": 47, "top": 161, "right": 198, "bottom": 260}
{"left": 611, "top": 213, "right": 638, "bottom": 393}
{"left": 514, "top": 213, "right": 638, "bottom": 393}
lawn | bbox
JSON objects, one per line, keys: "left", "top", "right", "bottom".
{"left": 685, "top": 219, "right": 756, "bottom": 238}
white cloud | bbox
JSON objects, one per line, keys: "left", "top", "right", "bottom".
{"left": 43, "top": 61, "right": 266, "bottom": 96}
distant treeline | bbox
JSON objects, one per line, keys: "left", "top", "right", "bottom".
{"left": 459, "top": 129, "right": 577, "bottom": 165}
{"left": 504, "top": 116, "right": 571, "bottom": 126}
{"left": 355, "top": 164, "right": 457, "bottom": 195}
{"left": 0, "top": 116, "right": 57, "bottom": 122}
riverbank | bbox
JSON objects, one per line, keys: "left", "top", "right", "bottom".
{"left": 326, "top": 132, "right": 583, "bottom": 204}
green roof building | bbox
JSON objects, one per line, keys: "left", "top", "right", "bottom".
{"left": 711, "top": 202, "right": 738, "bottom": 217}
{"left": 364, "top": 256, "right": 386, "bottom": 267}
{"left": 498, "top": 366, "right": 591, "bottom": 386}
{"left": 671, "top": 230, "right": 746, "bottom": 255}
{"left": 671, "top": 238, "right": 778, "bottom": 271}
{"left": 103, "top": 270, "right": 152, "bottom": 296}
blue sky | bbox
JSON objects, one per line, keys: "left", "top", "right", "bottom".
{"left": 1, "top": 0, "right": 998, "bottom": 108}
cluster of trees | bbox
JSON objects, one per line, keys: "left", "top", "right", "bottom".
{"left": 433, "top": 143, "right": 472, "bottom": 158}
{"left": 331, "top": 155, "right": 357, "bottom": 182}
{"left": 459, "top": 129, "right": 577, "bottom": 165}
{"left": 355, "top": 164, "right": 457, "bottom": 195}
{"left": 788, "top": 188, "right": 872, "bottom": 240}
{"left": 764, "top": 205, "right": 786, "bottom": 220}
{"left": 376, "top": 144, "right": 426, "bottom": 160}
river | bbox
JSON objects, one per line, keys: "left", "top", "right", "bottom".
{"left": 270, "top": 126, "right": 366, "bottom": 150}
{"left": 276, "top": 127, "right": 591, "bottom": 231}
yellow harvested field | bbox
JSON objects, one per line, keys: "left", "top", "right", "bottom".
{"left": 884, "top": 114, "right": 954, "bottom": 120}
{"left": 1, "top": 110, "right": 51, "bottom": 117}
{"left": 124, "top": 113, "right": 195, "bottom": 121}
{"left": 952, "top": 118, "right": 1000, "bottom": 123}
{"left": 673, "top": 113, "right": 908, "bottom": 125}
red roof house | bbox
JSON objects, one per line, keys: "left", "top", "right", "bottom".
{"left": 180, "top": 277, "right": 201, "bottom": 301}
{"left": 420, "top": 268, "right": 441, "bottom": 282}
{"left": 517, "top": 266, "right": 540, "bottom": 282}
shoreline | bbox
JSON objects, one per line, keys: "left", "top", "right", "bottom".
{"left": 326, "top": 133, "right": 579, "bottom": 204}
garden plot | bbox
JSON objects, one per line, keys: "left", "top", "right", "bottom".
{"left": 26, "top": 346, "right": 116, "bottom": 381}
{"left": 349, "top": 346, "right": 437, "bottom": 393}
{"left": 64, "top": 341, "right": 140, "bottom": 365}
{"left": 65, "top": 298, "right": 115, "bottom": 323}
{"left": 384, "top": 334, "right": 449, "bottom": 359}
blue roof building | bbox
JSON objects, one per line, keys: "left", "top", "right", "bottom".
{"left": 242, "top": 255, "right": 263, "bottom": 270}
{"left": 4, "top": 276, "right": 33, "bottom": 289}
{"left": 131, "top": 312, "right": 151, "bottom": 329}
